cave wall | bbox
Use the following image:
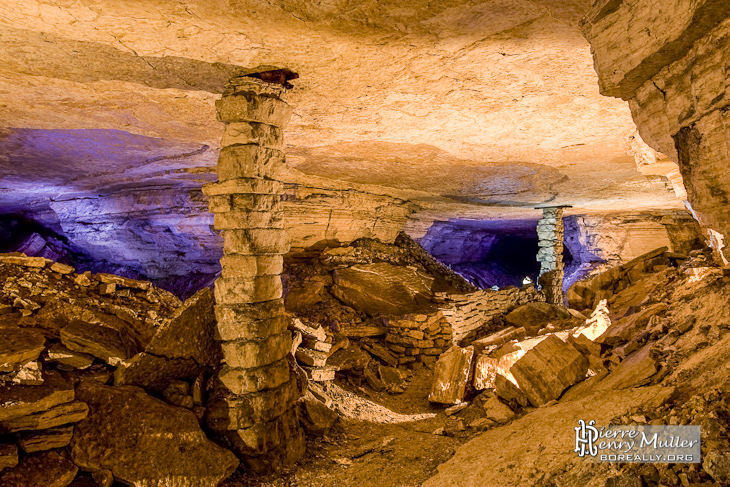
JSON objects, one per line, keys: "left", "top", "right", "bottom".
{"left": 6, "top": 178, "right": 413, "bottom": 295}
{"left": 418, "top": 210, "right": 701, "bottom": 290}
{"left": 582, "top": 0, "right": 730, "bottom": 260}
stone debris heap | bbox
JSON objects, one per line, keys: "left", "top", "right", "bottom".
{"left": 428, "top": 246, "right": 701, "bottom": 409}
{"left": 0, "top": 253, "right": 239, "bottom": 487}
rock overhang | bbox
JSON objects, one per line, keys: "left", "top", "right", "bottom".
{"left": 0, "top": 0, "right": 693, "bottom": 280}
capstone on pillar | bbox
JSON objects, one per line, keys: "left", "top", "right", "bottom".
{"left": 202, "top": 76, "right": 305, "bottom": 471}
{"left": 536, "top": 206, "right": 567, "bottom": 305}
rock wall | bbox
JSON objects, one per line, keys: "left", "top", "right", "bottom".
{"left": 581, "top": 0, "right": 730, "bottom": 260}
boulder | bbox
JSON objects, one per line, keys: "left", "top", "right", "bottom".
{"left": 0, "top": 327, "right": 45, "bottom": 372}
{"left": 331, "top": 262, "right": 437, "bottom": 316}
{"left": 285, "top": 281, "right": 325, "bottom": 312}
{"left": 504, "top": 303, "right": 573, "bottom": 335}
{"left": 326, "top": 345, "right": 371, "bottom": 371}
{"left": 428, "top": 346, "right": 475, "bottom": 405}
{"left": 71, "top": 382, "right": 239, "bottom": 487}
{"left": 378, "top": 365, "right": 408, "bottom": 392}
{"left": 482, "top": 396, "right": 515, "bottom": 424}
{"left": 0, "top": 450, "right": 78, "bottom": 487}
{"left": 145, "top": 288, "right": 221, "bottom": 367}
{"left": 507, "top": 334, "right": 588, "bottom": 407}
{"left": 703, "top": 451, "right": 730, "bottom": 483}
{"left": 298, "top": 391, "right": 338, "bottom": 435}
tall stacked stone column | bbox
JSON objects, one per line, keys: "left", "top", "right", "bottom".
{"left": 536, "top": 207, "right": 565, "bottom": 305}
{"left": 202, "top": 77, "right": 304, "bottom": 471}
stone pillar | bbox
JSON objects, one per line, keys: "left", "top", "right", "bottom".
{"left": 536, "top": 207, "right": 565, "bottom": 305}
{"left": 202, "top": 77, "right": 304, "bottom": 471}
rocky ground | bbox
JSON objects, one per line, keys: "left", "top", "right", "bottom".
{"left": 3, "top": 238, "right": 730, "bottom": 486}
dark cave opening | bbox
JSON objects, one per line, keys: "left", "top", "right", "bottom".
{"left": 419, "top": 219, "right": 577, "bottom": 290}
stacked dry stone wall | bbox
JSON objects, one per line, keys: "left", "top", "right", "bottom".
{"left": 203, "top": 77, "right": 304, "bottom": 471}
{"left": 384, "top": 311, "right": 453, "bottom": 366}
{"left": 439, "top": 286, "right": 543, "bottom": 345}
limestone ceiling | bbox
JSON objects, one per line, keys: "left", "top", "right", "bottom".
{"left": 0, "top": 0, "right": 684, "bottom": 222}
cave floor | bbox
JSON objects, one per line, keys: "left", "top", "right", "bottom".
{"left": 221, "top": 368, "right": 473, "bottom": 487}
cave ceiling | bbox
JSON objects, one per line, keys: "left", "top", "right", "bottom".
{"left": 0, "top": 0, "right": 684, "bottom": 224}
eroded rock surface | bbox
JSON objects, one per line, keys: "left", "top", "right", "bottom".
{"left": 71, "top": 382, "right": 239, "bottom": 487}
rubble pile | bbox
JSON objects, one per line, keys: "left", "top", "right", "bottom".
{"left": 0, "top": 253, "right": 239, "bottom": 486}
{"left": 426, "top": 245, "right": 730, "bottom": 486}
{"left": 284, "top": 237, "right": 544, "bottom": 379}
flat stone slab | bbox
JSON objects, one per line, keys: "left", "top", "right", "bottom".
{"left": 17, "top": 425, "right": 74, "bottom": 452}
{"left": 0, "top": 401, "right": 89, "bottom": 433}
{"left": 0, "top": 327, "right": 46, "bottom": 372}
{"left": 0, "top": 371, "right": 74, "bottom": 422}
{"left": 47, "top": 343, "right": 95, "bottom": 369}
{"left": 60, "top": 321, "right": 132, "bottom": 366}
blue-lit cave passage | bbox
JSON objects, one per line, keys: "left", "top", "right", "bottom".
{"left": 419, "top": 218, "right": 580, "bottom": 290}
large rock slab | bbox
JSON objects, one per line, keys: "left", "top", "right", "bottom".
{"left": 504, "top": 302, "right": 573, "bottom": 335}
{"left": 0, "top": 401, "right": 88, "bottom": 433}
{"left": 507, "top": 334, "right": 588, "bottom": 407}
{"left": 113, "top": 353, "right": 202, "bottom": 392}
{"left": 145, "top": 288, "right": 221, "bottom": 367}
{"left": 71, "top": 382, "right": 239, "bottom": 487}
{"left": 0, "top": 371, "right": 74, "bottom": 422}
{"left": 597, "top": 303, "right": 668, "bottom": 346}
{"left": 60, "top": 321, "right": 134, "bottom": 366}
{"left": 429, "top": 346, "right": 475, "bottom": 405}
{"left": 0, "top": 450, "right": 77, "bottom": 487}
{"left": 331, "top": 263, "right": 436, "bottom": 316}
{"left": 0, "top": 327, "right": 45, "bottom": 372}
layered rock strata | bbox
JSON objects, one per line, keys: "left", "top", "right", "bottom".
{"left": 581, "top": 1, "right": 730, "bottom": 261}
{"left": 203, "top": 77, "right": 304, "bottom": 470}
{"left": 536, "top": 207, "right": 565, "bottom": 305}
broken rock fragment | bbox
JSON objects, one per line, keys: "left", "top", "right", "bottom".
{"left": 429, "top": 346, "right": 475, "bottom": 405}
{"left": 507, "top": 334, "right": 588, "bottom": 407}
{"left": 0, "top": 327, "right": 45, "bottom": 372}
{"left": 144, "top": 287, "right": 221, "bottom": 367}
{"left": 60, "top": 320, "right": 133, "bottom": 366}
{"left": 0, "top": 450, "right": 77, "bottom": 487}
